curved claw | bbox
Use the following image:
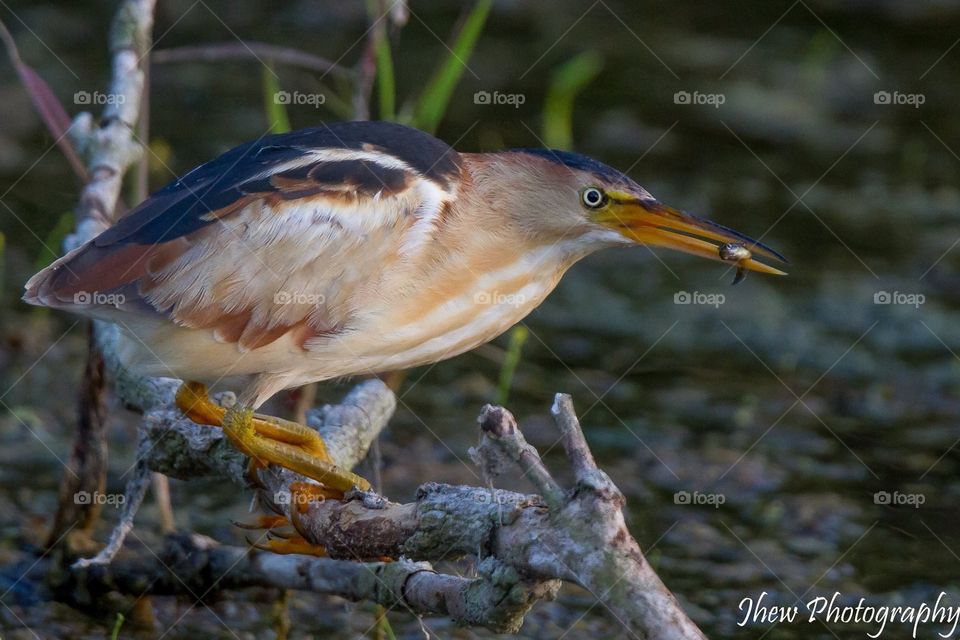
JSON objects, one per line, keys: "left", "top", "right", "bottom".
{"left": 232, "top": 514, "right": 291, "bottom": 531}
{"left": 247, "top": 534, "right": 328, "bottom": 557}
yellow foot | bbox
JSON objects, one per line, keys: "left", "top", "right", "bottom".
{"left": 237, "top": 486, "right": 393, "bottom": 560}
{"left": 175, "top": 382, "right": 371, "bottom": 493}
{"left": 249, "top": 535, "right": 329, "bottom": 557}
{"left": 238, "top": 487, "right": 332, "bottom": 557}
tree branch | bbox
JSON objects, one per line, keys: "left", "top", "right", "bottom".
{"left": 46, "top": 0, "right": 155, "bottom": 554}
{"left": 69, "top": 0, "right": 154, "bottom": 237}
{"left": 70, "top": 532, "right": 559, "bottom": 633}
{"left": 90, "top": 302, "right": 703, "bottom": 637}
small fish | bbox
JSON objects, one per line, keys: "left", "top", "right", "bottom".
{"left": 718, "top": 243, "right": 751, "bottom": 285}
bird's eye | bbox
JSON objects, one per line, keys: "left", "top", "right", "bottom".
{"left": 580, "top": 187, "right": 607, "bottom": 209}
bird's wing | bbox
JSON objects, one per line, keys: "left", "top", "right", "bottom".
{"left": 25, "top": 121, "right": 461, "bottom": 351}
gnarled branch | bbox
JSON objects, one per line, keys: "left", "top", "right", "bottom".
{"left": 44, "top": 0, "right": 156, "bottom": 553}
{"left": 89, "top": 305, "right": 703, "bottom": 637}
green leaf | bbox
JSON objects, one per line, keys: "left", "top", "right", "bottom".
{"left": 411, "top": 0, "right": 492, "bottom": 133}
{"left": 542, "top": 51, "right": 604, "bottom": 150}
{"left": 262, "top": 64, "right": 292, "bottom": 134}
{"left": 496, "top": 325, "right": 528, "bottom": 406}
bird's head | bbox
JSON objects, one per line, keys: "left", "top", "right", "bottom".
{"left": 481, "top": 149, "right": 786, "bottom": 276}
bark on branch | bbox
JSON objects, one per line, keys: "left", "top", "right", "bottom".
{"left": 45, "top": 0, "right": 156, "bottom": 552}
{"left": 69, "top": 0, "right": 155, "bottom": 238}
{"left": 86, "top": 310, "right": 704, "bottom": 637}
{"left": 71, "top": 531, "right": 558, "bottom": 632}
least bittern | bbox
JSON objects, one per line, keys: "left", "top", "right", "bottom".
{"left": 25, "top": 121, "right": 785, "bottom": 522}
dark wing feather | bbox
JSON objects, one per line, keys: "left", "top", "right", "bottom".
{"left": 96, "top": 120, "right": 460, "bottom": 248}
{"left": 25, "top": 121, "right": 460, "bottom": 350}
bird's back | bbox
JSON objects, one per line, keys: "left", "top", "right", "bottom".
{"left": 23, "top": 122, "right": 476, "bottom": 387}
{"left": 25, "top": 121, "right": 461, "bottom": 335}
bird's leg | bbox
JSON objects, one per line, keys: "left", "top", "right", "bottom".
{"left": 234, "top": 483, "right": 341, "bottom": 557}
{"left": 175, "top": 382, "right": 371, "bottom": 494}
{"left": 177, "top": 387, "right": 384, "bottom": 558}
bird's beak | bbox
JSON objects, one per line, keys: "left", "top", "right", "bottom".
{"left": 598, "top": 192, "right": 788, "bottom": 276}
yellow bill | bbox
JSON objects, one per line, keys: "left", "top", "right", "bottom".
{"left": 597, "top": 191, "right": 788, "bottom": 276}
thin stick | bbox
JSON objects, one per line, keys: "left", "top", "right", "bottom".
{"left": 73, "top": 451, "right": 151, "bottom": 569}
{"left": 152, "top": 42, "right": 351, "bottom": 79}
{"left": 48, "top": 0, "right": 155, "bottom": 561}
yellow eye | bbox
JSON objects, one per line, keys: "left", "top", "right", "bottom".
{"left": 580, "top": 187, "right": 607, "bottom": 209}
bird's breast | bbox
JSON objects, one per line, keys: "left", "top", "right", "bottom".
{"left": 322, "top": 244, "right": 573, "bottom": 373}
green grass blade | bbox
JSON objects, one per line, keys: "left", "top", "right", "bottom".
{"left": 110, "top": 612, "right": 125, "bottom": 640}
{"left": 262, "top": 64, "right": 292, "bottom": 134}
{"left": 320, "top": 77, "right": 356, "bottom": 120}
{"left": 496, "top": 325, "right": 529, "bottom": 406}
{"left": 0, "top": 230, "right": 5, "bottom": 300}
{"left": 367, "top": 0, "right": 396, "bottom": 121}
{"left": 542, "top": 51, "right": 604, "bottom": 150}
{"left": 373, "top": 603, "right": 397, "bottom": 640}
{"left": 412, "top": 0, "right": 492, "bottom": 133}
{"left": 375, "top": 33, "right": 396, "bottom": 121}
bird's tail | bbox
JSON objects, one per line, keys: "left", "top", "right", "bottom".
{"left": 23, "top": 239, "right": 154, "bottom": 320}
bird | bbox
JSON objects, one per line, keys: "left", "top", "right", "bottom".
{"left": 24, "top": 120, "right": 786, "bottom": 500}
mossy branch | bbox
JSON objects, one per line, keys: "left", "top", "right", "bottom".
{"left": 88, "top": 310, "right": 704, "bottom": 636}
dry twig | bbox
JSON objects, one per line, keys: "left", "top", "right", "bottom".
{"left": 45, "top": 0, "right": 156, "bottom": 552}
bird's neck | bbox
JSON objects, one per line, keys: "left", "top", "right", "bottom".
{"left": 445, "top": 153, "right": 606, "bottom": 263}
{"left": 342, "top": 155, "right": 607, "bottom": 365}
